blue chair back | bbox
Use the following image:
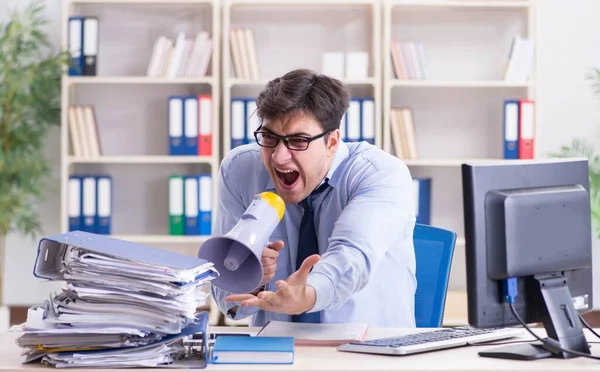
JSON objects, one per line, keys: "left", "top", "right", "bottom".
{"left": 413, "top": 223, "right": 457, "bottom": 328}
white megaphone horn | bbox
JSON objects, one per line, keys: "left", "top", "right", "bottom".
{"left": 197, "top": 191, "right": 285, "bottom": 294}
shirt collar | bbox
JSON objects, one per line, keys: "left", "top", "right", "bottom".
{"left": 264, "top": 141, "right": 350, "bottom": 191}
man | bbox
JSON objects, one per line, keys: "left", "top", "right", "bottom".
{"left": 211, "top": 68, "right": 417, "bottom": 327}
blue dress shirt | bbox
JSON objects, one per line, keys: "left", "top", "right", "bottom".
{"left": 211, "top": 141, "right": 417, "bottom": 328}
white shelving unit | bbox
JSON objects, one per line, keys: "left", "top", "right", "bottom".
{"left": 60, "top": 0, "right": 221, "bottom": 247}
{"left": 221, "top": 0, "right": 382, "bottom": 158}
{"left": 382, "top": 0, "right": 538, "bottom": 290}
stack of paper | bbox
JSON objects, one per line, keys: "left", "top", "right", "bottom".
{"left": 10, "top": 231, "right": 218, "bottom": 368}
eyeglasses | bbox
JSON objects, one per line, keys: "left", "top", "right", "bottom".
{"left": 254, "top": 125, "right": 331, "bottom": 151}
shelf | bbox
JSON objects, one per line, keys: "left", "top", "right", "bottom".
{"left": 390, "top": 80, "right": 534, "bottom": 88}
{"left": 67, "top": 156, "right": 215, "bottom": 165}
{"left": 390, "top": 1, "right": 534, "bottom": 9}
{"left": 402, "top": 158, "right": 525, "bottom": 167}
{"left": 228, "top": 0, "right": 376, "bottom": 5}
{"left": 111, "top": 234, "right": 210, "bottom": 244}
{"left": 69, "top": 0, "right": 214, "bottom": 4}
{"left": 228, "top": 78, "right": 376, "bottom": 87}
{"left": 65, "top": 76, "right": 215, "bottom": 85}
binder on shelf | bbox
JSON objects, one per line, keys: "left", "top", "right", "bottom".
{"left": 82, "top": 17, "right": 98, "bottom": 76}
{"left": 198, "top": 94, "right": 213, "bottom": 156}
{"left": 81, "top": 176, "right": 97, "bottom": 233}
{"left": 169, "top": 96, "right": 184, "bottom": 155}
{"left": 413, "top": 178, "right": 431, "bottom": 225}
{"left": 169, "top": 176, "right": 185, "bottom": 235}
{"left": 198, "top": 174, "right": 212, "bottom": 236}
{"left": 231, "top": 98, "right": 246, "bottom": 149}
{"left": 68, "top": 16, "right": 84, "bottom": 76}
{"left": 68, "top": 174, "right": 112, "bottom": 235}
{"left": 339, "top": 113, "right": 347, "bottom": 143}
{"left": 518, "top": 99, "right": 535, "bottom": 159}
{"left": 360, "top": 98, "right": 375, "bottom": 144}
{"left": 67, "top": 16, "right": 98, "bottom": 76}
{"left": 184, "top": 96, "right": 199, "bottom": 155}
{"left": 68, "top": 176, "right": 82, "bottom": 231}
{"left": 246, "top": 99, "right": 260, "bottom": 144}
{"left": 96, "top": 175, "right": 112, "bottom": 235}
{"left": 503, "top": 100, "right": 519, "bottom": 159}
{"left": 345, "top": 98, "right": 361, "bottom": 143}
{"left": 184, "top": 176, "right": 200, "bottom": 235}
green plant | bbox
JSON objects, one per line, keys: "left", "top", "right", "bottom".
{"left": 550, "top": 138, "right": 600, "bottom": 239}
{"left": 0, "top": 1, "right": 70, "bottom": 238}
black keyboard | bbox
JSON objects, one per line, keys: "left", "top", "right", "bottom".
{"left": 338, "top": 326, "right": 523, "bottom": 356}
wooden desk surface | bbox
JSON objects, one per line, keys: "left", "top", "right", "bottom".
{"left": 2, "top": 326, "right": 600, "bottom": 371}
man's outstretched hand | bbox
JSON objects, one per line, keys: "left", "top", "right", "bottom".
{"left": 225, "top": 254, "right": 320, "bottom": 315}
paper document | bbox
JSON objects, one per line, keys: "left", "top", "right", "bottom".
{"left": 256, "top": 321, "right": 368, "bottom": 346}
{"left": 10, "top": 231, "right": 218, "bottom": 368}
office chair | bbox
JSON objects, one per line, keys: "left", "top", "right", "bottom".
{"left": 413, "top": 223, "right": 457, "bottom": 328}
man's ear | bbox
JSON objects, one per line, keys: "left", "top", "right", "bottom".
{"left": 326, "top": 129, "right": 340, "bottom": 155}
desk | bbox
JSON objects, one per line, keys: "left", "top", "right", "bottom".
{"left": 1, "top": 327, "right": 599, "bottom": 371}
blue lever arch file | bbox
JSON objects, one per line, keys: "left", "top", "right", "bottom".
{"left": 210, "top": 336, "right": 294, "bottom": 364}
{"left": 33, "top": 230, "right": 215, "bottom": 282}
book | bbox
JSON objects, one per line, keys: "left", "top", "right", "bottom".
{"left": 210, "top": 336, "right": 294, "bottom": 364}
{"left": 256, "top": 321, "right": 368, "bottom": 346}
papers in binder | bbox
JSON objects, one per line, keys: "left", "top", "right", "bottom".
{"left": 10, "top": 230, "right": 218, "bottom": 368}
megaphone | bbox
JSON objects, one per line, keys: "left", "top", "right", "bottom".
{"left": 197, "top": 191, "right": 285, "bottom": 294}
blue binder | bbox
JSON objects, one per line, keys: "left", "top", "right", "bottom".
{"left": 67, "top": 16, "right": 84, "bottom": 76}
{"left": 503, "top": 99, "right": 519, "bottom": 159}
{"left": 414, "top": 178, "right": 431, "bottom": 225}
{"left": 211, "top": 336, "right": 294, "bottom": 364}
{"left": 33, "top": 230, "right": 215, "bottom": 282}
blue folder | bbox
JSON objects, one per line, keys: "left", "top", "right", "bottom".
{"left": 210, "top": 336, "right": 295, "bottom": 364}
{"left": 33, "top": 230, "right": 215, "bottom": 283}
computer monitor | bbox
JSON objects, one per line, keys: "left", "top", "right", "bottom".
{"left": 462, "top": 158, "right": 594, "bottom": 361}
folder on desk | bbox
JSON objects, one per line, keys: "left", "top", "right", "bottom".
{"left": 210, "top": 336, "right": 294, "bottom": 364}
{"left": 33, "top": 230, "right": 216, "bottom": 283}
{"left": 12, "top": 231, "right": 218, "bottom": 368}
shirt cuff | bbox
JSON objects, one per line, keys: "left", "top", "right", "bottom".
{"left": 306, "top": 272, "right": 335, "bottom": 313}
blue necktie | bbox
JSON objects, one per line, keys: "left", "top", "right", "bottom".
{"left": 292, "top": 181, "right": 329, "bottom": 323}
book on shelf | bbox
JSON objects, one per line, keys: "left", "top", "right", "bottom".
{"left": 169, "top": 94, "right": 213, "bottom": 156}
{"left": 503, "top": 36, "right": 534, "bottom": 82}
{"left": 230, "top": 97, "right": 261, "bottom": 150}
{"left": 68, "top": 175, "right": 112, "bottom": 235}
{"left": 390, "top": 107, "right": 418, "bottom": 159}
{"left": 503, "top": 98, "right": 535, "bottom": 159}
{"left": 146, "top": 31, "right": 213, "bottom": 78}
{"left": 229, "top": 28, "right": 260, "bottom": 80}
{"left": 169, "top": 174, "right": 212, "bottom": 236}
{"left": 390, "top": 40, "right": 428, "bottom": 80}
{"left": 68, "top": 16, "right": 98, "bottom": 76}
{"left": 68, "top": 105, "right": 102, "bottom": 158}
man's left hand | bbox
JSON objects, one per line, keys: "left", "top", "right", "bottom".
{"left": 224, "top": 254, "right": 320, "bottom": 315}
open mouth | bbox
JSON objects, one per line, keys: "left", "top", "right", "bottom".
{"left": 276, "top": 169, "right": 300, "bottom": 188}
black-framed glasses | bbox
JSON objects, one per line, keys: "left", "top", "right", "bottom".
{"left": 254, "top": 125, "right": 331, "bottom": 151}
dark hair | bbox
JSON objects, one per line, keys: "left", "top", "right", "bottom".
{"left": 255, "top": 68, "right": 350, "bottom": 133}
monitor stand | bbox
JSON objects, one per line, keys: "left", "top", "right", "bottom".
{"left": 478, "top": 273, "right": 590, "bottom": 361}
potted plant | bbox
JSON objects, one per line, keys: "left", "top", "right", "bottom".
{"left": 0, "top": 1, "right": 70, "bottom": 305}
{"left": 550, "top": 68, "right": 600, "bottom": 239}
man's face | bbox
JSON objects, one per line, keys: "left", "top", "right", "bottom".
{"left": 259, "top": 113, "right": 339, "bottom": 204}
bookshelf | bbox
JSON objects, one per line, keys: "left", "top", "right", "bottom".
{"left": 59, "top": 0, "right": 221, "bottom": 248}
{"left": 382, "top": 0, "right": 538, "bottom": 290}
{"left": 221, "top": 0, "right": 382, "bottom": 158}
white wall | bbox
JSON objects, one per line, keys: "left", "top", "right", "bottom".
{"left": 1, "top": 0, "right": 600, "bottom": 308}
{"left": 1, "top": 0, "right": 64, "bottom": 305}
